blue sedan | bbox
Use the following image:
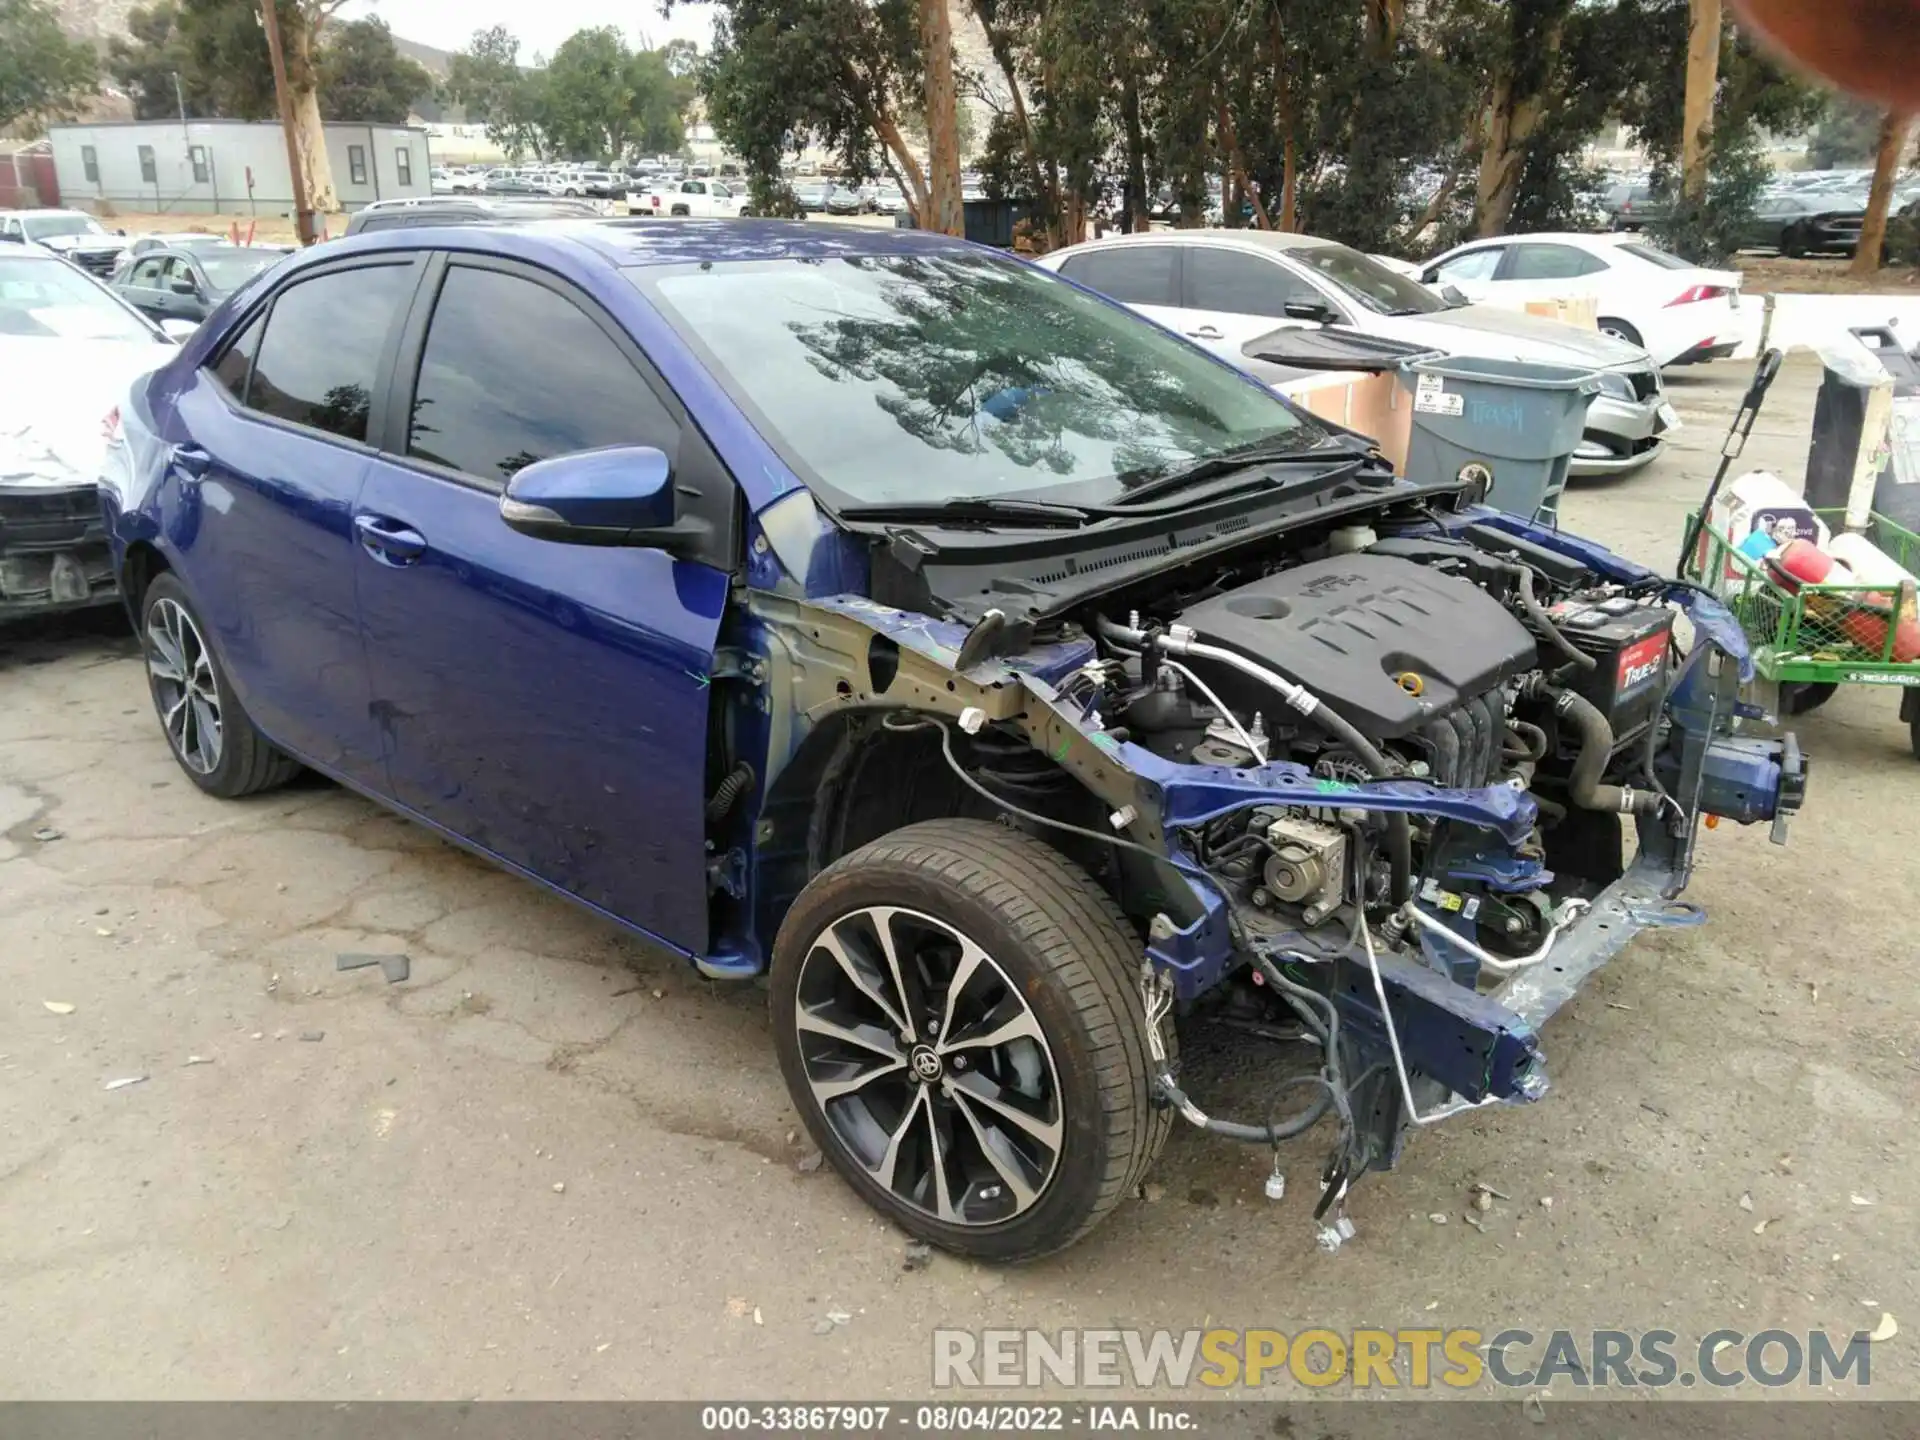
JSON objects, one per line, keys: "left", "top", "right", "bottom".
{"left": 100, "top": 220, "right": 1800, "bottom": 1260}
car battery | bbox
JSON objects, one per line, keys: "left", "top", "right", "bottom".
{"left": 1535, "top": 595, "right": 1674, "bottom": 748}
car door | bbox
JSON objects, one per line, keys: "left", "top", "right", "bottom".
{"left": 162, "top": 254, "right": 422, "bottom": 783}
{"left": 1179, "top": 246, "right": 1347, "bottom": 359}
{"left": 681, "top": 180, "right": 708, "bottom": 215}
{"left": 1052, "top": 244, "right": 1186, "bottom": 337}
{"left": 156, "top": 257, "right": 209, "bottom": 322}
{"left": 122, "top": 256, "right": 168, "bottom": 318}
{"left": 1422, "top": 244, "right": 1506, "bottom": 301}
{"left": 353, "top": 254, "right": 733, "bottom": 954}
{"left": 1489, "top": 241, "right": 1610, "bottom": 309}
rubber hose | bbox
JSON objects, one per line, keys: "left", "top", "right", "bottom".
{"left": 704, "top": 762, "right": 756, "bottom": 825}
{"left": 1551, "top": 686, "right": 1663, "bottom": 816}
{"left": 1153, "top": 1070, "right": 1335, "bottom": 1143}
{"left": 1509, "top": 564, "right": 1595, "bottom": 672}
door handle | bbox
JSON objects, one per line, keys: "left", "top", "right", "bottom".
{"left": 172, "top": 444, "right": 212, "bottom": 479}
{"left": 1186, "top": 325, "right": 1224, "bottom": 340}
{"left": 353, "top": 513, "right": 428, "bottom": 564}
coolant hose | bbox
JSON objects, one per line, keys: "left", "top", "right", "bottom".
{"left": 1508, "top": 564, "right": 1596, "bottom": 672}
{"left": 704, "top": 762, "right": 756, "bottom": 825}
{"left": 1549, "top": 685, "right": 1663, "bottom": 816}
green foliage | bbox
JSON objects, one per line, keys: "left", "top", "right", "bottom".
{"left": 319, "top": 17, "right": 433, "bottom": 124}
{"left": 0, "top": 0, "right": 99, "bottom": 136}
{"left": 106, "top": 0, "right": 272, "bottom": 122}
{"left": 539, "top": 28, "right": 692, "bottom": 163}
{"left": 696, "top": 0, "right": 924, "bottom": 196}
{"left": 445, "top": 25, "right": 543, "bottom": 155}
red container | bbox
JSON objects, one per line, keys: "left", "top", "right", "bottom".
{"left": 1764, "top": 539, "right": 1834, "bottom": 592}
{"left": 1839, "top": 608, "right": 1920, "bottom": 663}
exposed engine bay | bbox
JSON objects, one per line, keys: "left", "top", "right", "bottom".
{"left": 938, "top": 508, "right": 1805, "bottom": 1237}
{"left": 742, "top": 484, "right": 1808, "bottom": 1248}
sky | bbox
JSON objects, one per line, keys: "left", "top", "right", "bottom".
{"left": 339, "top": 0, "right": 717, "bottom": 62}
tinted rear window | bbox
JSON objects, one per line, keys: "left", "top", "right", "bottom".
{"left": 246, "top": 263, "right": 413, "bottom": 441}
{"left": 1056, "top": 247, "right": 1179, "bottom": 307}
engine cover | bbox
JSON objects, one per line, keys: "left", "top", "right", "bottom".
{"left": 1174, "top": 555, "right": 1538, "bottom": 739}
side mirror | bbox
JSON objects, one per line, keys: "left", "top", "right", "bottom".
{"left": 1282, "top": 298, "right": 1336, "bottom": 325}
{"left": 159, "top": 318, "right": 199, "bottom": 342}
{"left": 1441, "top": 284, "right": 1470, "bottom": 307}
{"left": 499, "top": 445, "right": 698, "bottom": 549}
{"left": 170, "top": 277, "right": 198, "bottom": 295}
{"left": 0, "top": 231, "right": 21, "bottom": 244}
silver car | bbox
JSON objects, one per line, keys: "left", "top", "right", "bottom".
{"left": 1038, "top": 230, "right": 1675, "bottom": 477}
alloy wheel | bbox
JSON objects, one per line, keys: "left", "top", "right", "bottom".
{"left": 146, "top": 597, "right": 223, "bottom": 774}
{"left": 793, "top": 905, "right": 1064, "bottom": 1227}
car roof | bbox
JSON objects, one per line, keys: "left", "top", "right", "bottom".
{"left": 1065, "top": 229, "right": 1340, "bottom": 255}
{"left": 310, "top": 218, "right": 981, "bottom": 271}
{"left": 11, "top": 208, "right": 94, "bottom": 221}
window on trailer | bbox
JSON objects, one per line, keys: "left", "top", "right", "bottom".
{"left": 395, "top": 147, "right": 412, "bottom": 187}
{"left": 349, "top": 146, "right": 367, "bottom": 185}
{"left": 190, "top": 146, "right": 210, "bottom": 184}
{"left": 138, "top": 145, "right": 156, "bottom": 184}
{"left": 82, "top": 146, "right": 98, "bottom": 183}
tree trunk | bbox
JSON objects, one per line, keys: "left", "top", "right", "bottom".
{"left": 1681, "top": 0, "right": 1721, "bottom": 204}
{"left": 1119, "top": 61, "right": 1150, "bottom": 233}
{"left": 871, "top": 105, "right": 930, "bottom": 223}
{"left": 1475, "top": 78, "right": 1547, "bottom": 236}
{"left": 1271, "top": 10, "right": 1297, "bottom": 231}
{"left": 969, "top": 0, "right": 1055, "bottom": 242}
{"left": 918, "top": 0, "right": 965, "bottom": 238}
{"left": 288, "top": 67, "right": 337, "bottom": 215}
{"left": 1852, "top": 110, "right": 1914, "bottom": 275}
{"left": 1216, "top": 102, "right": 1272, "bottom": 230}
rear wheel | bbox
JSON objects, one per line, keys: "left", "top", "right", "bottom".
{"left": 141, "top": 573, "right": 300, "bottom": 799}
{"left": 771, "top": 818, "right": 1171, "bottom": 1262}
{"left": 670, "top": 204, "right": 690, "bottom": 217}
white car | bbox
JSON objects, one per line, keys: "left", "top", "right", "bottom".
{"left": 1038, "top": 230, "right": 1676, "bottom": 476}
{"left": 1, "top": 209, "right": 129, "bottom": 281}
{"left": 1418, "top": 232, "right": 1743, "bottom": 369}
{"left": 0, "top": 246, "right": 184, "bottom": 619}
{"left": 636, "top": 179, "right": 746, "bottom": 218}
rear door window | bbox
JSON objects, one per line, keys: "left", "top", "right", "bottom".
{"left": 244, "top": 263, "right": 415, "bottom": 442}
{"left": 1184, "top": 247, "right": 1324, "bottom": 318}
{"left": 404, "top": 263, "right": 680, "bottom": 489}
{"left": 1055, "top": 246, "right": 1179, "bottom": 307}
{"left": 1500, "top": 243, "right": 1608, "bottom": 281}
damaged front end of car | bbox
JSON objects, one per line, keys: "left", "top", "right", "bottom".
{"left": 714, "top": 474, "right": 1806, "bottom": 1242}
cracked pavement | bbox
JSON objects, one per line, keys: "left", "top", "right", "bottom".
{"left": 1, "top": 355, "right": 1916, "bottom": 1400}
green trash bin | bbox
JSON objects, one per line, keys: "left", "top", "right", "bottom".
{"left": 1398, "top": 357, "right": 1601, "bottom": 525}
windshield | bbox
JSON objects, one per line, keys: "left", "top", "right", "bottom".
{"left": 1292, "top": 244, "right": 1444, "bottom": 316}
{"left": 0, "top": 256, "right": 158, "bottom": 341}
{"left": 23, "top": 214, "right": 107, "bottom": 241}
{"left": 197, "top": 248, "right": 284, "bottom": 291}
{"left": 636, "top": 251, "right": 1319, "bottom": 508}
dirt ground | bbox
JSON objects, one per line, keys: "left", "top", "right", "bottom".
{"left": 1, "top": 352, "right": 1915, "bottom": 1403}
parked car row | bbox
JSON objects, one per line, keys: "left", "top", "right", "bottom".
{"left": 1040, "top": 228, "right": 1699, "bottom": 476}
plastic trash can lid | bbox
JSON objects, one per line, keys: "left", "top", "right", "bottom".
{"left": 1401, "top": 355, "right": 1602, "bottom": 393}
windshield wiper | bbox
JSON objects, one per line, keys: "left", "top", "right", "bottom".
{"left": 836, "top": 495, "right": 1097, "bottom": 529}
{"left": 1112, "top": 439, "right": 1372, "bottom": 508}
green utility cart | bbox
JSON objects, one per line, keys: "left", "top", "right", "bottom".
{"left": 1683, "top": 509, "right": 1920, "bottom": 758}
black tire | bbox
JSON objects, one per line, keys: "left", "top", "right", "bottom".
{"left": 141, "top": 572, "right": 300, "bottom": 799}
{"left": 1598, "top": 317, "right": 1644, "bottom": 348}
{"left": 1910, "top": 710, "right": 1920, "bottom": 762}
{"left": 1781, "top": 681, "right": 1838, "bottom": 716}
{"left": 1780, "top": 225, "right": 1806, "bottom": 259}
{"left": 670, "top": 204, "right": 690, "bottom": 217}
{"left": 771, "top": 817, "right": 1173, "bottom": 1263}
